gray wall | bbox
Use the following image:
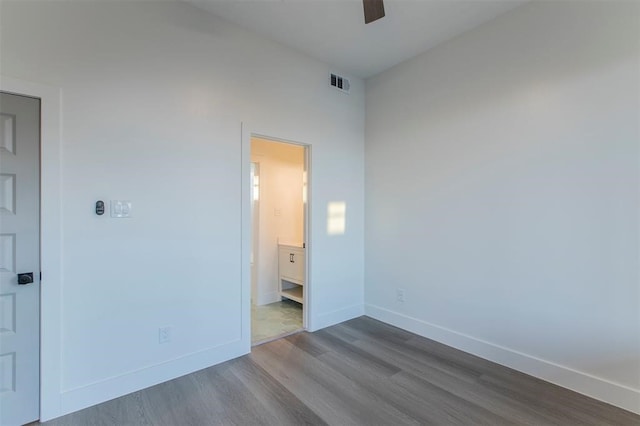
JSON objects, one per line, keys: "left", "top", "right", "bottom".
{"left": 1, "top": 0, "right": 365, "bottom": 418}
{"left": 365, "top": 1, "right": 639, "bottom": 412}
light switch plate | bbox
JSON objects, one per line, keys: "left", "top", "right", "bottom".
{"left": 110, "top": 200, "right": 132, "bottom": 218}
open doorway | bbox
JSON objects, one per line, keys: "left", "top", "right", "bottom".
{"left": 250, "top": 136, "right": 308, "bottom": 345}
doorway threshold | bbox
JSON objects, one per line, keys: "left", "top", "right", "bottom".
{"left": 251, "top": 328, "right": 304, "bottom": 347}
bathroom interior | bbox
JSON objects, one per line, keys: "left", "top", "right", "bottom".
{"left": 250, "top": 137, "right": 306, "bottom": 344}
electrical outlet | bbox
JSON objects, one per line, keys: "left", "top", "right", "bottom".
{"left": 396, "top": 289, "right": 405, "bottom": 303}
{"left": 158, "top": 326, "right": 171, "bottom": 344}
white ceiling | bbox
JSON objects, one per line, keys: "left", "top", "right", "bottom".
{"left": 185, "top": 0, "right": 527, "bottom": 79}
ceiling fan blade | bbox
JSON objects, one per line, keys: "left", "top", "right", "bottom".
{"left": 363, "top": 0, "right": 385, "bottom": 24}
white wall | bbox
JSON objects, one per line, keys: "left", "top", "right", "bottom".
{"left": 365, "top": 1, "right": 639, "bottom": 413}
{"left": 0, "top": 0, "right": 364, "bottom": 419}
{"left": 251, "top": 138, "right": 304, "bottom": 305}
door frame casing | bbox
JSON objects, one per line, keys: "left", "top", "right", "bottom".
{"left": 241, "top": 123, "right": 312, "bottom": 348}
{"left": 1, "top": 76, "right": 63, "bottom": 421}
{"left": 249, "top": 161, "right": 260, "bottom": 305}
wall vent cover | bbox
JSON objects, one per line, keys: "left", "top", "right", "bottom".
{"left": 330, "top": 73, "right": 350, "bottom": 93}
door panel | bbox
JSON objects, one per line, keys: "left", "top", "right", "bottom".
{"left": 0, "top": 92, "right": 40, "bottom": 425}
{"left": 278, "top": 246, "right": 305, "bottom": 285}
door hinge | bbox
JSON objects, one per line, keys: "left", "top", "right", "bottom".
{"left": 40, "top": 272, "right": 42, "bottom": 281}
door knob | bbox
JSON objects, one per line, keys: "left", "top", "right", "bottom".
{"left": 17, "top": 272, "right": 34, "bottom": 285}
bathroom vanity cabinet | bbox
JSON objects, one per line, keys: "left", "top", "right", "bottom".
{"left": 278, "top": 244, "right": 305, "bottom": 304}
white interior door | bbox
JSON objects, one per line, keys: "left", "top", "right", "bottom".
{"left": 0, "top": 92, "right": 40, "bottom": 425}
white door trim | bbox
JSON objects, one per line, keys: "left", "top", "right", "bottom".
{"left": 240, "top": 123, "right": 313, "bottom": 339}
{"left": 240, "top": 123, "right": 251, "bottom": 351}
{"left": 0, "top": 75, "right": 63, "bottom": 421}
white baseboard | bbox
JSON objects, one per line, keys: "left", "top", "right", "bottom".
{"left": 56, "top": 339, "right": 247, "bottom": 420}
{"left": 311, "top": 303, "right": 364, "bottom": 332}
{"left": 365, "top": 304, "right": 640, "bottom": 415}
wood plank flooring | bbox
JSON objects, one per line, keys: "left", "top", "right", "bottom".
{"left": 39, "top": 316, "right": 639, "bottom": 425}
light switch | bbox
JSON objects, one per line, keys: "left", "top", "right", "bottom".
{"left": 110, "top": 200, "right": 132, "bottom": 218}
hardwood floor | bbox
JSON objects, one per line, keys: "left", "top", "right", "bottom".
{"left": 40, "top": 316, "right": 639, "bottom": 425}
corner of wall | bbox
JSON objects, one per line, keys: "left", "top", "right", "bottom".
{"left": 309, "top": 303, "right": 364, "bottom": 332}
{"left": 365, "top": 304, "right": 640, "bottom": 415}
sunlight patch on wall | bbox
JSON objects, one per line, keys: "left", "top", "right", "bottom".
{"left": 327, "top": 202, "right": 346, "bottom": 236}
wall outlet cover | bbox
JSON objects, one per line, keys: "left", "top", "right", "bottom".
{"left": 158, "top": 326, "right": 171, "bottom": 344}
